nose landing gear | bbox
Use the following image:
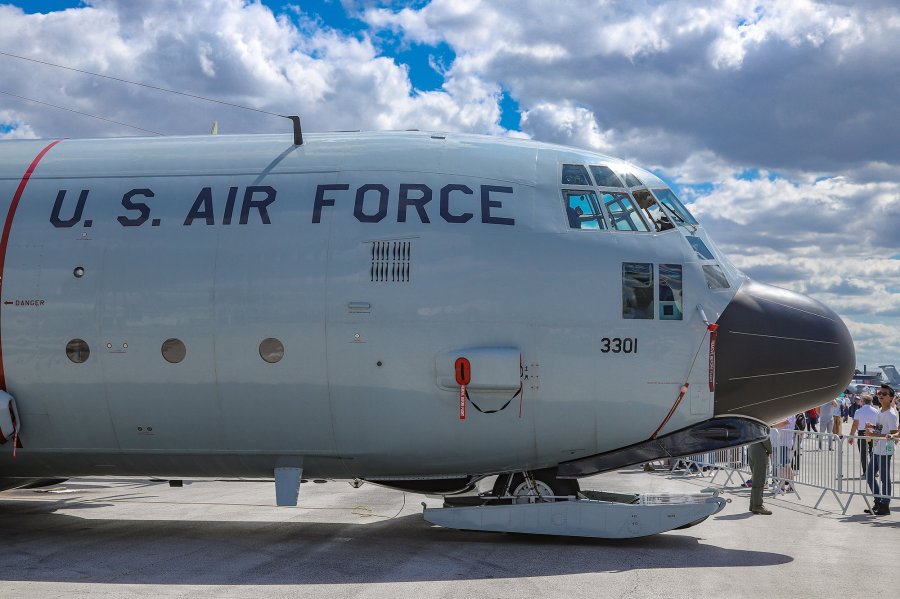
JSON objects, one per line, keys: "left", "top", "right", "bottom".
{"left": 491, "top": 468, "right": 580, "bottom": 503}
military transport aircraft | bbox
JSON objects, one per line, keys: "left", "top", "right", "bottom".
{"left": 0, "top": 129, "right": 855, "bottom": 537}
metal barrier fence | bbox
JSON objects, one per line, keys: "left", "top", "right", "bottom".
{"left": 668, "top": 430, "right": 898, "bottom": 514}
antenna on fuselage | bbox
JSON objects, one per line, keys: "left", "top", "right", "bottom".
{"left": 284, "top": 115, "right": 303, "bottom": 146}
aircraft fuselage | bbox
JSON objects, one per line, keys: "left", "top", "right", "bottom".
{"left": 0, "top": 132, "right": 854, "bottom": 486}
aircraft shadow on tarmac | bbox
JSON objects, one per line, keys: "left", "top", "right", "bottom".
{"left": 0, "top": 500, "right": 792, "bottom": 585}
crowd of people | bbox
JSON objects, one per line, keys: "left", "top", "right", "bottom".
{"left": 748, "top": 384, "right": 898, "bottom": 516}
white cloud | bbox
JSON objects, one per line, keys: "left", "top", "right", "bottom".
{"left": 365, "top": 0, "right": 900, "bottom": 173}
{"left": 0, "top": 0, "right": 506, "bottom": 137}
{"left": 519, "top": 103, "right": 614, "bottom": 154}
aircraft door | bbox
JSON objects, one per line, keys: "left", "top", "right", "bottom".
{"left": 98, "top": 222, "right": 223, "bottom": 451}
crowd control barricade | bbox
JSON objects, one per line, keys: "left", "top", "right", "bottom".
{"left": 671, "top": 430, "right": 898, "bottom": 514}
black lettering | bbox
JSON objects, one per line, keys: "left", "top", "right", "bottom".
{"left": 398, "top": 184, "right": 432, "bottom": 223}
{"left": 480, "top": 185, "right": 515, "bottom": 226}
{"left": 240, "top": 186, "right": 276, "bottom": 225}
{"left": 223, "top": 186, "right": 238, "bottom": 225}
{"left": 312, "top": 184, "right": 349, "bottom": 224}
{"left": 440, "top": 184, "right": 473, "bottom": 223}
{"left": 50, "top": 189, "right": 88, "bottom": 228}
{"left": 184, "top": 187, "right": 214, "bottom": 226}
{"left": 117, "top": 189, "right": 153, "bottom": 227}
{"left": 354, "top": 184, "right": 388, "bottom": 223}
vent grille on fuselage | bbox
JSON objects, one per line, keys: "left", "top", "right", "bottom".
{"left": 371, "top": 241, "right": 411, "bottom": 282}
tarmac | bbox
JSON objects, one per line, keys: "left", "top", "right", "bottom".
{"left": 0, "top": 454, "right": 896, "bottom": 599}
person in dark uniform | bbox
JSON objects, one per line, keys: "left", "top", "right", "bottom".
{"left": 748, "top": 438, "right": 773, "bottom": 515}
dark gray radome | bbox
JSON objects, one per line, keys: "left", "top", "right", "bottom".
{"left": 713, "top": 280, "right": 856, "bottom": 423}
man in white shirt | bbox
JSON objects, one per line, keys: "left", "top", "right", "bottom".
{"left": 818, "top": 398, "right": 836, "bottom": 450}
{"left": 848, "top": 394, "right": 880, "bottom": 475}
{"left": 864, "top": 385, "right": 899, "bottom": 516}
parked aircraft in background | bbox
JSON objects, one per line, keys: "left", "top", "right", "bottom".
{"left": 878, "top": 365, "right": 899, "bottom": 388}
{"left": 0, "top": 130, "right": 855, "bottom": 534}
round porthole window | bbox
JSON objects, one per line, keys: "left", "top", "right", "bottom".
{"left": 259, "top": 338, "right": 284, "bottom": 363}
{"left": 65, "top": 339, "right": 90, "bottom": 363}
{"left": 161, "top": 338, "right": 186, "bottom": 364}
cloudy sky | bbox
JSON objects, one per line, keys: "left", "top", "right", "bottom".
{"left": 1, "top": 0, "right": 898, "bottom": 372}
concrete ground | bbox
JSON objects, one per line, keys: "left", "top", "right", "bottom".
{"left": 0, "top": 461, "right": 895, "bottom": 599}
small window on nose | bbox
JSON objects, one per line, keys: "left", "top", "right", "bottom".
{"left": 703, "top": 265, "right": 730, "bottom": 289}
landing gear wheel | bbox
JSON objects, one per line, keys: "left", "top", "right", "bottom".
{"left": 492, "top": 468, "right": 579, "bottom": 503}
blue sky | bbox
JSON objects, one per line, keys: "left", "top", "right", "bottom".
{"left": 1, "top": 0, "right": 899, "bottom": 368}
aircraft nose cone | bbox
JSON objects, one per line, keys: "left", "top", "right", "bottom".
{"left": 713, "top": 280, "right": 855, "bottom": 423}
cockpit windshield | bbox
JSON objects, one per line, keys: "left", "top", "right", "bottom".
{"left": 651, "top": 188, "right": 699, "bottom": 226}
{"left": 632, "top": 189, "right": 674, "bottom": 232}
{"left": 602, "top": 192, "right": 650, "bottom": 232}
{"left": 559, "top": 164, "right": 699, "bottom": 235}
{"left": 630, "top": 187, "right": 699, "bottom": 232}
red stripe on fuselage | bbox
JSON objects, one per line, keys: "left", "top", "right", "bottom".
{"left": 0, "top": 139, "right": 64, "bottom": 390}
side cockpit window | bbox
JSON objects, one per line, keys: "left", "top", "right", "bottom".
{"left": 659, "top": 264, "right": 683, "bottom": 320}
{"left": 561, "top": 164, "right": 592, "bottom": 186}
{"left": 622, "top": 262, "right": 654, "bottom": 319}
{"left": 564, "top": 190, "right": 606, "bottom": 230}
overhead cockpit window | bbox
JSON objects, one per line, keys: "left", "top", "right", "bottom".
{"left": 652, "top": 189, "right": 699, "bottom": 226}
{"left": 622, "top": 262, "right": 654, "bottom": 319}
{"left": 589, "top": 165, "right": 624, "bottom": 188}
{"left": 632, "top": 189, "right": 675, "bottom": 232}
{"left": 602, "top": 192, "right": 650, "bottom": 232}
{"left": 561, "top": 164, "right": 592, "bottom": 186}
{"left": 622, "top": 172, "right": 643, "bottom": 187}
{"left": 702, "top": 264, "right": 730, "bottom": 289}
{"left": 659, "top": 264, "right": 683, "bottom": 320}
{"left": 564, "top": 190, "right": 607, "bottom": 230}
{"left": 686, "top": 236, "right": 715, "bottom": 260}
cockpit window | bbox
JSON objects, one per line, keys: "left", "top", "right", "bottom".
{"left": 589, "top": 165, "right": 624, "bottom": 188}
{"left": 652, "top": 188, "right": 699, "bottom": 226}
{"left": 659, "top": 264, "right": 683, "bottom": 320}
{"left": 632, "top": 189, "right": 675, "bottom": 232}
{"left": 564, "top": 190, "right": 607, "bottom": 230}
{"left": 561, "top": 164, "right": 591, "bottom": 186}
{"left": 602, "top": 192, "right": 650, "bottom": 232}
{"left": 622, "top": 262, "right": 654, "bottom": 319}
{"left": 686, "top": 236, "right": 715, "bottom": 260}
{"left": 702, "top": 264, "right": 730, "bottom": 289}
{"left": 622, "top": 172, "right": 643, "bottom": 187}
